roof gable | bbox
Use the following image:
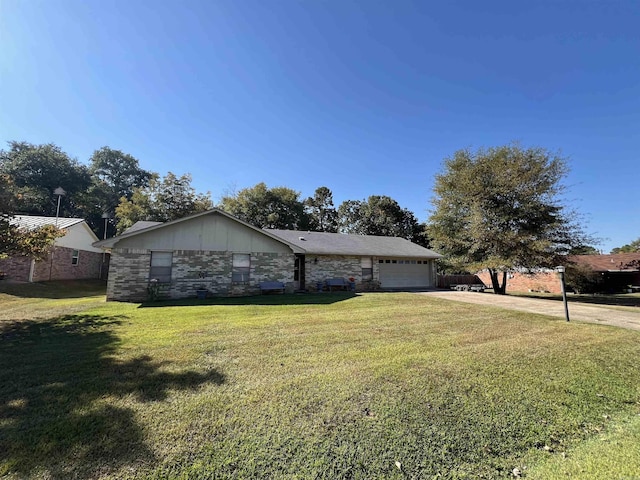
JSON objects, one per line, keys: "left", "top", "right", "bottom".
{"left": 8, "top": 215, "right": 100, "bottom": 251}
{"left": 94, "top": 209, "right": 304, "bottom": 253}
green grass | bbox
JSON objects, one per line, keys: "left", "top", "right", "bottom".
{"left": 1, "top": 286, "right": 639, "bottom": 479}
{"left": 0, "top": 280, "right": 107, "bottom": 321}
{"left": 510, "top": 291, "right": 640, "bottom": 311}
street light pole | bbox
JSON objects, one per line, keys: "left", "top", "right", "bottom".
{"left": 556, "top": 266, "right": 570, "bottom": 322}
{"left": 53, "top": 187, "right": 66, "bottom": 227}
{"left": 101, "top": 212, "right": 110, "bottom": 280}
{"left": 50, "top": 187, "right": 66, "bottom": 280}
{"left": 102, "top": 212, "right": 110, "bottom": 240}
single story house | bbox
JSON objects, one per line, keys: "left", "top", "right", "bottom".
{"left": 476, "top": 253, "right": 640, "bottom": 294}
{"left": 0, "top": 215, "right": 106, "bottom": 282}
{"left": 93, "top": 209, "right": 442, "bottom": 302}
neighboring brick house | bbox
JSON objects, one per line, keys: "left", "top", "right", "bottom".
{"left": 94, "top": 209, "right": 442, "bottom": 302}
{"left": 476, "top": 253, "right": 640, "bottom": 294}
{"left": 0, "top": 216, "right": 106, "bottom": 282}
{"left": 476, "top": 269, "right": 562, "bottom": 294}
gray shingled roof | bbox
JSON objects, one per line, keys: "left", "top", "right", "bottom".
{"left": 123, "top": 220, "right": 163, "bottom": 234}
{"left": 10, "top": 215, "right": 85, "bottom": 230}
{"left": 266, "top": 229, "right": 442, "bottom": 258}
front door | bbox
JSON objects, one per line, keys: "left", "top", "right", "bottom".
{"left": 294, "top": 254, "right": 306, "bottom": 290}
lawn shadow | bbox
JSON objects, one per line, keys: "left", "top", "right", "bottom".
{"left": 0, "top": 279, "right": 106, "bottom": 299}
{"left": 0, "top": 314, "right": 225, "bottom": 478}
{"left": 139, "top": 292, "right": 358, "bottom": 308}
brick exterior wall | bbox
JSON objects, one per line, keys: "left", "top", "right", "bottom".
{"left": 106, "top": 249, "right": 436, "bottom": 301}
{"left": 304, "top": 255, "right": 362, "bottom": 291}
{"left": 476, "top": 270, "right": 561, "bottom": 294}
{"left": 303, "top": 255, "right": 385, "bottom": 292}
{"left": 106, "top": 248, "right": 295, "bottom": 302}
{"left": 0, "top": 256, "right": 31, "bottom": 281}
{"left": 0, "top": 246, "right": 105, "bottom": 282}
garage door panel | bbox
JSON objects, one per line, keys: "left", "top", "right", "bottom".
{"left": 379, "top": 263, "right": 431, "bottom": 288}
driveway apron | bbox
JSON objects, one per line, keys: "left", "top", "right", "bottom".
{"left": 418, "top": 291, "right": 640, "bottom": 331}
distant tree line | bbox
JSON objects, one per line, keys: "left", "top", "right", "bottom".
{"left": 0, "top": 141, "right": 430, "bottom": 258}
{"left": 610, "top": 238, "right": 640, "bottom": 254}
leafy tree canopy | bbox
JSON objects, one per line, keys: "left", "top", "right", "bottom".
{"left": 219, "top": 182, "right": 309, "bottom": 230}
{"left": 611, "top": 238, "right": 640, "bottom": 254}
{"left": 304, "top": 187, "right": 338, "bottom": 232}
{"left": 0, "top": 141, "right": 90, "bottom": 218}
{"left": 115, "top": 173, "right": 213, "bottom": 233}
{"left": 83, "top": 147, "right": 154, "bottom": 238}
{"left": 337, "top": 195, "right": 429, "bottom": 246}
{"left": 88, "top": 147, "right": 153, "bottom": 204}
{"left": 429, "top": 144, "right": 588, "bottom": 294}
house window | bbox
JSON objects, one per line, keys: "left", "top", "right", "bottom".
{"left": 71, "top": 250, "right": 80, "bottom": 265}
{"left": 232, "top": 254, "right": 251, "bottom": 283}
{"left": 361, "top": 257, "right": 373, "bottom": 280}
{"left": 150, "top": 251, "right": 172, "bottom": 283}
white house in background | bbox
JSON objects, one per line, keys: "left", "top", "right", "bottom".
{"left": 0, "top": 215, "right": 106, "bottom": 282}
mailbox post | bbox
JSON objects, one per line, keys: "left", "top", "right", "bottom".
{"left": 556, "top": 266, "right": 570, "bottom": 322}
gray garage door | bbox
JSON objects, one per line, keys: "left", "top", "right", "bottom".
{"left": 379, "top": 260, "right": 432, "bottom": 288}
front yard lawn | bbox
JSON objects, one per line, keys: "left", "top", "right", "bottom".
{"left": 1, "top": 288, "right": 639, "bottom": 479}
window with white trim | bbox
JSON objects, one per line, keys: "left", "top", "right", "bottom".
{"left": 232, "top": 254, "right": 251, "bottom": 283}
{"left": 150, "top": 251, "right": 172, "bottom": 283}
{"left": 361, "top": 257, "right": 373, "bottom": 280}
{"left": 71, "top": 249, "right": 80, "bottom": 265}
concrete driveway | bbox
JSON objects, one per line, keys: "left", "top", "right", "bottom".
{"left": 418, "top": 291, "right": 640, "bottom": 331}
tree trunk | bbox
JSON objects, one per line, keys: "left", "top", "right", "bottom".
{"left": 488, "top": 268, "right": 507, "bottom": 295}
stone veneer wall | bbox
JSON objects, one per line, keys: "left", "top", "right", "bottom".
{"left": 304, "top": 255, "right": 376, "bottom": 292}
{"left": 0, "top": 246, "right": 104, "bottom": 282}
{"left": 107, "top": 248, "right": 295, "bottom": 302}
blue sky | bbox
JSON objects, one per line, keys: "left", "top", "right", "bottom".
{"left": 1, "top": 0, "right": 638, "bottom": 252}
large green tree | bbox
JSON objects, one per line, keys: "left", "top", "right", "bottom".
{"left": 304, "top": 186, "right": 338, "bottom": 232}
{"left": 0, "top": 141, "right": 91, "bottom": 218}
{"left": 337, "top": 195, "right": 428, "bottom": 246}
{"left": 84, "top": 147, "right": 154, "bottom": 238}
{"left": 115, "top": 173, "right": 213, "bottom": 233}
{"left": 429, "top": 144, "right": 587, "bottom": 294}
{"left": 219, "top": 183, "right": 309, "bottom": 230}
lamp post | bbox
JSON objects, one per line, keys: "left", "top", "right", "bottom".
{"left": 100, "top": 212, "right": 111, "bottom": 280}
{"left": 556, "top": 266, "right": 570, "bottom": 322}
{"left": 50, "top": 187, "right": 66, "bottom": 280}
{"left": 101, "top": 212, "right": 110, "bottom": 240}
{"left": 53, "top": 187, "right": 66, "bottom": 227}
